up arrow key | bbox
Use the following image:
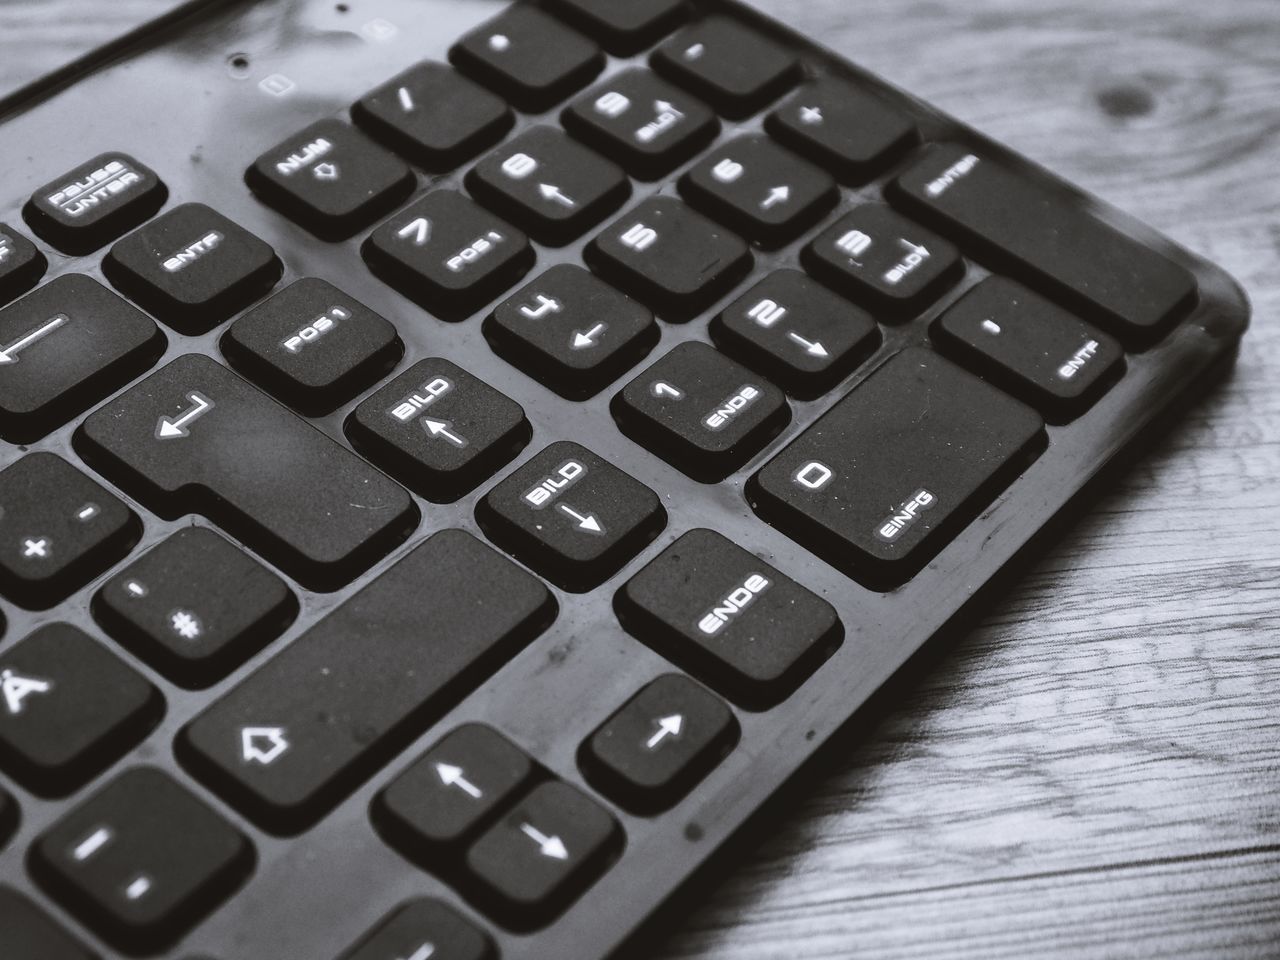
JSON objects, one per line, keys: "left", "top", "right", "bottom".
{"left": 434, "top": 762, "right": 483, "bottom": 799}
{"left": 646, "top": 713, "right": 683, "bottom": 749}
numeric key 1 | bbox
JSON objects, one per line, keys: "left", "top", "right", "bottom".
{"left": 616, "top": 529, "right": 841, "bottom": 707}
{"left": 613, "top": 342, "right": 789, "bottom": 481}
{"left": 24, "top": 152, "right": 167, "bottom": 254}
{"left": 347, "top": 359, "right": 531, "bottom": 502}
{"left": 478, "top": 441, "right": 666, "bottom": 591}
{"left": 31, "top": 767, "right": 252, "bottom": 953}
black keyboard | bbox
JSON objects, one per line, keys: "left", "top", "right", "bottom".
{"left": 0, "top": 0, "right": 1250, "bottom": 957}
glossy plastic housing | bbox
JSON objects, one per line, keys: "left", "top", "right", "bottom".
{"left": 0, "top": 1, "right": 1250, "bottom": 958}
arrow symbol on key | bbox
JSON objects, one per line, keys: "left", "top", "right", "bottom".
{"left": 538, "top": 183, "right": 576, "bottom": 208}
{"left": 421, "top": 418, "right": 467, "bottom": 447}
{"left": 558, "top": 503, "right": 604, "bottom": 535}
{"left": 571, "top": 323, "right": 607, "bottom": 349}
{"left": 398, "top": 945, "right": 435, "bottom": 960}
{"left": 646, "top": 714, "right": 683, "bottom": 749}
{"left": 434, "top": 762, "right": 483, "bottom": 799}
{"left": 0, "top": 314, "right": 68, "bottom": 364}
{"left": 156, "top": 391, "right": 214, "bottom": 439}
{"left": 787, "top": 332, "right": 829, "bottom": 358}
{"left": 761, "top": 186, "right": 791, "bottom": 209}
{"left": 521, "top": 823, "right": 569, "bottom": 860}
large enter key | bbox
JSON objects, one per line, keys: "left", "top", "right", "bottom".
{"left": 76, "top": 355, "right": 417, "bottom": 591}
{"left": 180, "top": 530, "right": 556, "bottom": 833}
{"left": 750, "top": 348, "right": 1044, "bottom": 589}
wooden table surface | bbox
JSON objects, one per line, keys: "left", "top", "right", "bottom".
{"left": 3, "top": 1, "right": 1278, "bottom": 957}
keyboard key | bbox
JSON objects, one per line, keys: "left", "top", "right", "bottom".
{"left": 0, "top": 624, "right": 161, "bottom": 795}
{"left": 24, "top": 152, "right": 167, "bottom": 254}
{"left": 451, "top": 6, "right": 603, "bottom": 112}
{"left": 94, "top": 527, "right": 297, "bottom": 688}
{"left": 586, "top": 196, "right": 752, "bottom": 321}
{"left": 766, "top": 78, "right": 918, "bottom": 183}
{"left": 750, "top": 347, "right": 1045, "bottom": 588}
{"left": 652, "top": 16, "right": 799, "bottom": 119}
{"left": 477, "top": 440, "right": 666, "bottom": 591}
{"left": 467, "top": 125, "right": 630, "bottom": 246}
{"left": 485, "top": 264, "right": 658, "bottom": 400}
{"left": 711, "top": 270, "right": 880, "bottom": 398}
{"left": 581, "top": 674, "right": 737, "bottom": 812}
{"left": 0, "top": 785, "right": 15, "bottom": 847}
{"left": 933, "top": 276, "right": 1125, "bottom": 421}
{"left": 555, "top": 0, "right": 688, "bottom": 54}
{"left": 563, "top": 68, "right": 718, "bottom": 180}
{"left": 31, "top": 767, "right": 251, "bottom": 953}
{"left": 613, "top": 341, "right": 789, "bottom": 482}
{"left": 180, "top": 530, "right": 555, "bottom": 833}
{"left": 221, "top": 278, "right": 403, "bottom": 415}
{"left": 77, "top": 354, "right": 417, "bottom": 592}
{"left": 0, "top": 453, "right": 139, "bottom": 610}
{"left": 680, "top": 134, "right": 837, "bottom": 247}
{"left": 352, "top": 61, "right": 513, "bottom": 172}
{"left": 104, "top": 203, "right": 283, "bottom": 334}
{"left": 375, "top": 724, "right": 536, "bottom": 854}
{"left": 347, "top": 359, "right": 531, "bottom": 502}
{"left": 0, "top": 275, "right": 165, "bottom": 442}
{"left": 246, "top": 119, "right": 415, "bottom": 240}
{"left": 891, "top": 145, "right": 1199, "bottom": 345}
{"left": 338, "top": 900, "right": 494, "bottom": 960}
{"left": 804, "top": 204, "right": 963, "bottom": 318}
{"left": 363, "top": 191, "right": 534, "bottom": 321}
{"left": 0, "top": 886, "right": 97, "bottom": 960}
{"left": 615, "top": 529, "right": 841, "bottom": 707}
{"left": 466, "top": 780, "right": 619, "bottom": 928}
{"left": 0, "top": 223, "right": 46, "bottom": 306}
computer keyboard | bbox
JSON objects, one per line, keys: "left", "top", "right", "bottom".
{"left": 0, "top": 0, "right": 1250, "bottom": 957}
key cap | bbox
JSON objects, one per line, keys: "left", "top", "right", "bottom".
{"left": 485, "top": 264, "right": 658, "bottom": 400}
{"left": 551, "top": 0, "right": 689, "bottom": 55}
{"left": 562, "top": 68, "right": 719, "bottom": 181}
{"left": 0, "top": 624, "right": 161, "bottom": 795}
{"left": 711, "top": 269, "right": 880, "bottom": 399}
{"left": 804, "top": 204, "right": 963, "bottom": 318}
{"left": 766, "top": 78, "right": 919, "bottom": 184}
{"left": 363, "top": 191, "right": 534, "bottom": 321}
{"left": 581, "top": 674, "right": 737, "bottom": 813}
{"left": 180, "top": 530, "right": 555, "bottom": 833}
{"left": 451, "top": 7, "right": 603, "bottom": 112}
{"left": 467, "top": 125, "right": 630, "bottom": 246}
{"left": 0, "top": 453, "right": 139, "bottom": 610}
{"left": 222, "top": 278, "right": 403, "bottom": 416}
{"left": 750, "top": 347, "right": 1045, "bottom": 588}
{"left": 77, "top": 354, "right": 417, "bottom": 592}
{"left": 0, "top": 223, "right": 46, "bottom": 306}
{"left": 352, "top": 61, "right": 513, "bottom": 172}
{"left": 24, "top": 152, "right": 167, "bottom": 254}
{"left": 375, "top": 724, "right": 536, "bottom": 855}
{"left": 0, "top": 274, "right": 165, "bottom": 443}
{"left": 613, "top": 341, "right": 789, "bottom": 482}
{"left": 616, "top": 529, "right": 841, "bottom": 707}
{"left": 94, "top": 527, "right": 297, "bottom": 688}
{"left": 104, "top": 203, "right": 283, "bottom": 334}
{"left": 933, "top": 276, "right": 1125, "bottom": 421}
{"left": 586, "top": 196, "right": 752, "bottom": 321}
{"left": 681, "top": 135, "right": 837, "bottom": 247}
{"left": 0, "top": 784, "right": 16, "bottom": 848}
{"left": 891, "top": 145, "right": 1199, "bottom": 345}
{"left": 477, "top": 440, "right": 666, "bottom": 591}
{"left": 466, "top": 780, "right": 619, "bottom": 928}
{"left": 338, "top": 900, "right": 495, "bottom": 960}
{"left": 652, "top": 16, "right": 799, "bottom": 119}
{"left": 0, "top": 886, "right": 97, "bottom": 960}
{"left": 246, "top": 118, "right": 415, "bottom": 240}
{"left": 347, "top": 359, "right": 531, "bottom": 502}
{"left": 31, "top": 767, "right": 252, "bottom": 953}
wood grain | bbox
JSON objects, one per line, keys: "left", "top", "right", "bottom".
{"left": 2, "top": 1, "right": 1278, "bottom": 957}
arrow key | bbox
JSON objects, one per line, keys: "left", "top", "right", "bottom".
{"left": 466, "top": 780, "right": 619, "bottom": 929}
{"left": 375, "top": 724, "right": 535, "bottom": 860}
{"left": 582, "top": 674, "right": 738, "bottom": 813}
{"left": 477, "top": 440, "right": 665, "bottom": 591}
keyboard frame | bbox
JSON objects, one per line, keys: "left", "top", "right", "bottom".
{"left": 0, "top": 0, "right": 1251, "bottom": 957}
